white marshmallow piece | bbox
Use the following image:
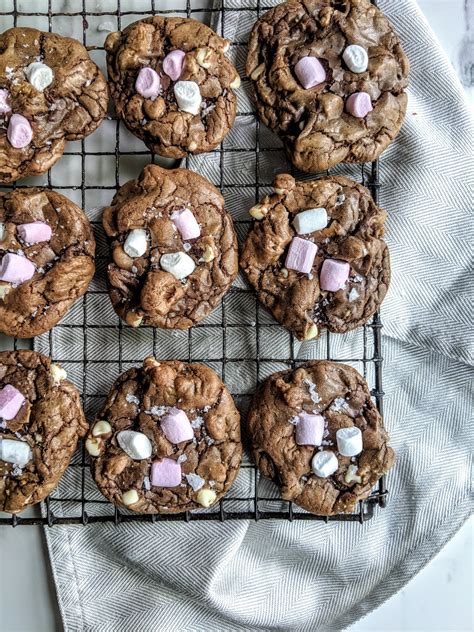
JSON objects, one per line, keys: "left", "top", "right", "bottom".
{"left": 174, "top": 80, "right": 202, "bottom": 115}
{"left": 123, "top": 228, "right": 148, "bottom": 258}
{"left": 293, "top": 207, "right": 328, "bottom": 235}
{"left": 336, "top": 426, "right": 363, "bottom": 457}
{"left": 0, "top": 438, "right": 32, "bottom": 467}
{"left": 342, "top": 45, "right": 369, "bottom": 73}
{"left": 312, "top": 450, "right": 339, "bottom": 478}
{"left": 25, "top": 62, "right": 54, "bottom": 92}
{"left": 160, "top": 251, "right": 195, "bottom": 280}
{"left": 117, "top": 430, "right": 152, "bottom": 460}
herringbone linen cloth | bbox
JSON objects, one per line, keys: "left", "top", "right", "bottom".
{"left": 27, "top": 0, "right": 474, "bottom": 630}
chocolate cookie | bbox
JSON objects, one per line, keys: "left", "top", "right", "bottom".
{"left": 240, "top": 174, "right": 389, "bottom": 341}
{"left": 105, "top": 16, "right": 240, "bottom": 158}
{"left": 0, "top": 27, "right": 108, "bottom": 183}
{"left": 0, "top": 350, "right": 87, "bottom": 513}
{"left": 246, "top": 0, "right": 409, "bottom": 172}
{"left": 86, "top": 357, "right": 242, "bottom": 514}
{"left": 102, "top": 164, "right": 238, "bottom": 329}
{"left": 248, "top": 361, "right": 394, "bottom": 516}
{"left": 0, "top": 188, "right": 95, "bottom": 338}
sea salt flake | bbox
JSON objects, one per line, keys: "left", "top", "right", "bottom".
{"left": 205, "top": 436, "right": 215, "bottom": 446}
{"left": 289, "top": 415, "right": 300, "bottom": 425}
{"left": 209, "top": 480, "right": 216, "bottom": 488}
{"left": 125, "top": 393, "right": 140, "bottom": 405}
{"left": 183, "top": 242, "right": 191, "bottom": 252}
{"left": 202, "top": 405, "right": 211, "bottom": 413}
{"left": 12, "top": 466, "right": 23, "bottom": 477}
{"left": 191, "top": 416, "right": 204, "bottom": 429}
{"left": 177, "top": 454, "right": 188, "bottom": 464}
{"left": 303, "top": 378, "right": 321, "bottom": 404}
{"left": 352, "top": 274, "right": 364, "bottom": 283}
{"left": 348, "top": 288, "right": 360, "bottom": 302}
{"left": 185, "top": 473, "right": 205, "bottom": 491}
{"left": 143, "top": 476, "right": 151, "bottom": 491}
{"left": 148, "top": 405, "right": 169, "bottom": 417}
{"left": 330, "top": 397, "right": 350, "bottom": 413}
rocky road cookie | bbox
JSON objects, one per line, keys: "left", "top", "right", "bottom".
{"left": 103, "top": 164, "right": 238, "bottom": 329}
{"left": 0, "top": 27, "right": 108, "bottom": 183}
{"left": 0, "top": 188, "right": 95, "bottom": 338}
{"left": 86, "top": 357, "right": 242, "bottom": 514}
{"left": 246, "top": 0, "right": 409, "bottom": 172}
{"left": 240, "top": 174, "right": 389, "bottom": 341}
{"left": 105, "top": 16, "right": 240, "bottom": 158}
{"left": 0, "top": 350, "right": 87, "bottom": 513}
{"left": 248, "top": 361, "right": 394, "bottom": 516}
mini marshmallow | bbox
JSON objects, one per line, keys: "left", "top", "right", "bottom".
{"left": 294, "top": 56, "right": 326, "bottom": 89}
{"left": 163, "top": 49, "right": 186, "bottom": 81}
{"left": 171, "top": 208, "right": 201, "bottom": 240}
{"left": 25, "top": 62, "right": 54, "bottom": 92}
{"left": 7, "top": 113, "right": 33, "bottom": 149}
{"left": 312, "top": 450, "right": 339, "bottom": 478}
{"left": 0, "top": 438, "right": 31, "bottom": 467}
{"left": 174, "top": 80, "right": 201, "bottom": 115}
{"left": 293, "top": 208, "right": 328, "bottom": 235}
{"left": 295, "top": 412, "right": 325, "bottom": 446}
{"left": 160, "top": 251, "right": 196, "bottom": 280}
{"left": 0, "top": 384, "right": 25, "bottom": 420}
{"left": 0, "top": 88, "right": 11, "bottom": 114}
{"left": 342, "top": 45, "right": 369, "bottom": 73}
{"left": 117, "top": 430, "right": 153, "bottom": 460}
{"left": 160, "top": 407, "right": 194, "bottom": 444}
{"left": 123, "top": 228, "right": 148, "bottom": 258}
{"left": 285, "top": 237, "right": 318, "bottom": 274}
{"left": 151, "top": 458, "right": 182, "bottom": 487}
{"left": 0, "top": 253, "right": 35, "bottom": 284}
{"left": 135, "top": 67, "right": 161, "bottom": 99}
{"left": 336, "top": 426, "right": 363, "bottom": 457}
{"left": 319, "top": 259, "right": 350, "bottom": 292}
{"left": 17, "top": 221, "right": 52, "bottom": 244}
{"left": 346, "top": 92, "right": 373, "bottom": 118}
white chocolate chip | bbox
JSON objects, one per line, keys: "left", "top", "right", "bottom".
{"left": 188, "top": 140, "right": 198, "bottom": 151}
{"left": 249, "top": 204, "right": 268, "bottom": 220}
{"left": 121, "top": 489, "right": 139, "bottom": 506}
{"left": 312, "top": 450, "right": 338, "bottom": 477}
{"left": 160, "top": 251, "right": 196, "bottom": 280}
{"left": 201, "top": 245, "right": 215, "bottom": 263}
{"left": 196, "top": 488, "right": 217, "bottom": 508}
{"left": 25, "top": 62, "right": 54, "bottom": 91}
{"left": 117, "top": 430, "right": 152, "bottom": 460}
{"left": 293, "top": 208, "right": 328, "bottom": 234}
{"left": 345, "top": 464, "right": 362, "bottom": 484}
{"left": 336, "top": 427, "right": 363, "bottom": 457}
{"left": 92, "top": 420, "right": 112, "bottom": 437}
{"left": 280, "top": 268, "right": 289, "bottom": 278}
{"left": 229, "top": 74, "right": 241, "bottom": 90}
{"left": 0, "top": 283, "right": 11, "bottom": 300}
{"left": 51, "top": 363, "right": 67, "bottom": 384}
{"left": 196, "top": 47, "right": 212, "bottom": 69}
{"left": 85, "top": 437, "right": 101, "bottom": 457}
{"left": 342, "top": 45, "right": 369, "bottom": 73}
{"left": 222, "top": 41, "right": 230, "bottom": 53}
{"left": 123, "top": 228, "right": 148, "bottom": 258}
{"left": 0, "top": 438, "right": 32, "bottom": 467}
{"left": 128, "top": 313, "right": 143, "bottom": 328}
{"left": 174, "top": 80, "right": 201, "bottom": 115}
{"left": 304, "top": 324, "right": 319, "bottom": 340}
{"left": 250, "top": 63, "right": 265, "bottom": 80}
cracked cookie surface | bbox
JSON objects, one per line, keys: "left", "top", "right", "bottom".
{"left": 105, "top": 16, "right": 240, "bottom": 158}
{"left": 0, "top": 188, "right": 95, "bottom": 338}
{"left": 0, "top": 27, "right": 109, "bottom": 183}
{"left": 246, "top": 0, "right": 409, "bottom": 172}
{"left": 87, "top": 357, "right": 242, "bottom": 514}
{"left": 248, "top": 361, "right": 394, "bottom": 516}
{"left": 103, "top": 164, "right": 238, "bottom": 329}
{"left": 240, "top": 174, "right": 389, "bottom": 341}
{"left": 0, "top": 350, "right": 87, "bottom": 513}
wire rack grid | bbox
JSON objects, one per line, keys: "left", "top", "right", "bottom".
{"left": 0, "top": 0, "right": 388, "bottom": 526}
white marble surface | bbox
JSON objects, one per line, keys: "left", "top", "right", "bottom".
{"left": 0, "top": 2, "right": 473, "bottom": 631}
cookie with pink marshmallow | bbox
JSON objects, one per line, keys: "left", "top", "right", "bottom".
{"left": 241, "top": 174, "right": 390, "bottom": 340}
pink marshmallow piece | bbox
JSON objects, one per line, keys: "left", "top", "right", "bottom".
{"left": 7, "top": 113, "right": 33, "bottom": 149}
{"left": 150, "top": 458, "right": 182, "bottom": 487}
{"left": 295, "top": 412, "right": 325, "bottom": 446}
{"left": 320, "top": 259, "right": 350, "bottom": 292}
{"left": 0, "top": 384, "right": 25, "bottom": 421}
{"left": 285, "top": 237, "right": 318, "bottom": 274}
{"left": 17, "top": 221, "right": 52, "bottom": 244}
{"left": 171, "top": 208, "right": 201, "bottom": 240}
{"left": 0, "top": 252, "right": 35, "bottom": 284}
{"left": 0, "top": 88, "right": 11, "bottom": 114}
{"left": 346, "top": 92, "right": 373, "bottom": 118}
{"left": 163, "top": 50, "right": 186, "bottom": 82}
{"left": 160, "top": 407, "right": 194, "bottom": 444}
{"left": 294, "top": 56, "right": 326, "bottom": 89}
{"left": 135, "top": 67, "right": 161, "bottom": 99}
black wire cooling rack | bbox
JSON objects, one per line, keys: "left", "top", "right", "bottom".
{"left": 0, "top": 0, "right": 388, "bottom": 526}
